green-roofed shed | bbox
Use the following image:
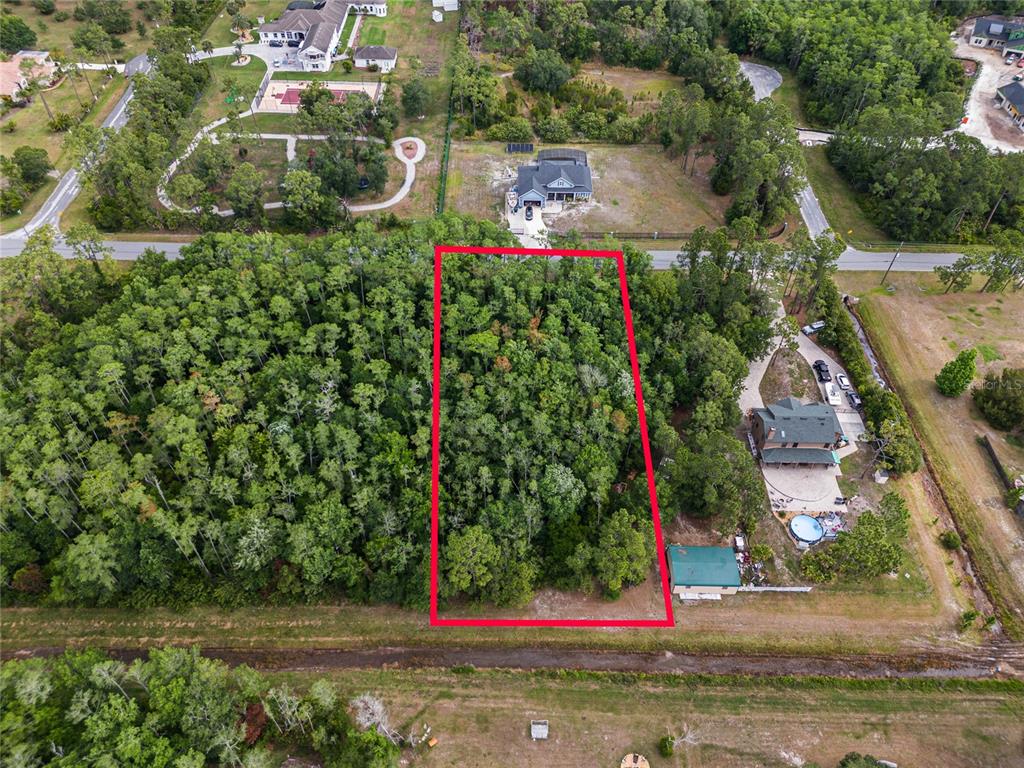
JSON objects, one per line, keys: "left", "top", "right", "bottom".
{"left": 668, "top": 545, "right": 741, "bottom": 598}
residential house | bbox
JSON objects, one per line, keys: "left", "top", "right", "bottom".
{"left": 996, "top": 81, "right": 1024, "bottom": 132}
{"left": 511, "top": 149, "right": 593, "bottom": 209}
{"left": 258, "top": 0, "right": 387, "bottom": 72}
{"left": 969, "top": 16, "right": 1024, "bottom": 53}
{"left": 353, "top": 45, "right": 398, "bottom": 73}
{"left": 751, "top": 396, "right": 845, "bottom": 467}
{"left": 0, "top": 50, "right": 55, "bottom": 99}
{"left": 432, "top": 0, "right": 459, "bottom": 11}
{"left": 667, "top": 545, "right": 742, "bottom": 599}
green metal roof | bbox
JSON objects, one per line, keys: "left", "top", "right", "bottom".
{"left": 667, "top": 545, "right": 741, "bottom": 588}
{"left": 761, "top": 447, "right": 838, "bottom": 465}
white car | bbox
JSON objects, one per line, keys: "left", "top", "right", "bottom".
{"left": 802, "top": 320, "right": 826, "bottom": 335}
{"left": 836, "top": 373, "right": 850, "bottom": 390}
{"left": 825, "top": 383, "right": 842, "bottom": 406}
{"left": 273, "top": 58, "right": 282, "bottom": 68}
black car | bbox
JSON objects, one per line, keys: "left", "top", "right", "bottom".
{"left": 287, "top": 39, "right": 301, "bottom": 47}
{"left": 525, "top": 205, "right": 534, "bottom": 221}
{"left": 847, "top": 392, "right": 863, "bottom": 409}
{"left": 357, "top": 176, "right": 369, "bottom": 191}
{"left": 269, "top": 40, "right": 284, "bottom": 48}
{"left": 813, "top": 359, "right": 832, "bottom": 382}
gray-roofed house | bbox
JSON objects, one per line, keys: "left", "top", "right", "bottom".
{"left": 997, "top": 81, "right": 1024, "bottom": 132}
{"left": 354, "top": 45, "right": 398, "bottom": 73}
{"left": 970, "top": 16, "right": 1024, "bottom": 52}
{"left": 511, "top": 149, "right": 592, "bottom": 210}
{"left": 259, "top": 0, "right": 387, "bottom": 72}
{"left": 752, "top": 396, "right": 845, "bottom": 467}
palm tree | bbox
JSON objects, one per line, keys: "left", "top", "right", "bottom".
{"left": 233, "top": 42, "right": 244, "bottom": 63}
{"left": 72, "top": 48, "right": 98, "bottom": 102}
{"left": 202, "top": 40, "right": 214, "bottom": 57}
{"left": 63, "top": 62, "right": 86, "bottom": 109}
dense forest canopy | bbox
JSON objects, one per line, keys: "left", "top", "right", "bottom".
{"left": 1, "top": 217, "right": 776, "bottom": 610}
{"left": 1, "top": 646, "right": 400, "bottom": 767}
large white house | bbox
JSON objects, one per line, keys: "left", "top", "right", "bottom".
{"left": 258, "top": 0, "right": 386, "bottom": 72}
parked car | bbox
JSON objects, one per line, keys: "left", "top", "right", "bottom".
{"left": 825, "top": 383, "right": 842, "bottom": 406}
{"left": 525, "top": 205, "right": 534, "bottom": 221}
{"left": 836, "top": 373, "right": 850, "bottom": 390}
{"left": 813, "top": 360, "right": 832, "bottom": 382}
{"left": 1015, "top": 75, "right": 1024, "bottom": 82}
{"left": 801, "top": 320, "right": 826, "bottom": 335}
{"left": 1019, "top": 59, "right": 1024, "bottom": 68}
{"left": 357, "top": 176, "right": 369, "bottom": 191}
{"left": 273, "top": 58, "right": 281, "bottom": 67}
{"left": 847, "top": 392, "right": 863, "bottom": 409}
{"left": 287, "top": 40, "right": 300, "bottom": 47}
{"left": 269, "top": 40, "right": 284, "bottom": 48}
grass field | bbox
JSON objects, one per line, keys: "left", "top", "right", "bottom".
{"left": 263, "top": 668, "right": 1024, "bottom": 768}
{"left": 197, "top": 55, "right": 269, "bottom": 124}
{"left": 446, "top": 142, "right": 728, "bottom": 233}
{"left": 0, "top": 71, "right": 128, "bottom": 233}
{"left": 359, "top": 20, "right": 387, "bottom": 46}
{"left": 8, "top": 1, "right": 153, "bottom": 60}
{"left": 579, "top": 66, "right": 689, "bottom": 116}
{"left": 838, "top": 271, "right": 1024, "bottom": 639}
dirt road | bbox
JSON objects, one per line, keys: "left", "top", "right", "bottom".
{"left": 7, "top": 642, "right": 1024, "bottom": 680}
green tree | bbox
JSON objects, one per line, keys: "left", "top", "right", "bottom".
{"left": 973, "top": 368, "right": 1024, "bottom": 432}
{"left": 514, "top": 45, "right": 573, "bottom": 94}
{"left": 401, "top": 77, "right": 427, "bottom": 118}
{"left": 10, "top": 146, "right": 52, "bottom": 187}
{"left": 935, "top": 348, "right": 976, "bottom": 397}
{"left": 0, "top": 15, "right": 38, "bottom": 53}
{"left": 595, "top": 510, "right": 653, "bottom": 597}
{"left": 225, "top": 162, "right": 265, "bottom": 223}
{"left": 282, "top": 168, "right": 335, "bottom": 230}
{"left": 443, "top": 525, "right": 500, "bottom": 599}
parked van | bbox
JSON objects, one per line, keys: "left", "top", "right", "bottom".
{"left": 825, "top": 383, "right": 842, "bottom": 406}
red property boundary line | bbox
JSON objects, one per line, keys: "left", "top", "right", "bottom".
{"left": 430, "top": 245, "right": 676, "bottom": 628}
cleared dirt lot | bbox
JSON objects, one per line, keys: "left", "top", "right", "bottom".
{"left": 268, "top": 668, "right": 1024, "bottom": 768}
{"left": 953, "top": 30, "right": 1024, "bottom": 153}
{"left": 446, "top": 142, "right": 728, "bottom": 233}
{"left": 839, "top": 271, "right": 1024, "bottom": 638}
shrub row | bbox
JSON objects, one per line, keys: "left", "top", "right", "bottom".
{"left": 814, "top": 279, "right": 921, "bottom": 474}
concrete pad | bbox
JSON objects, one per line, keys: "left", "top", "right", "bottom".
{"left": 762, "top": 464, "right": 848, "bottom": 515}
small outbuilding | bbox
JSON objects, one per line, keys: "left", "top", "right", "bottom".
{"left": 530, "top": 719, "right": 549, "bottom": 740}
{"left": 354, "top": 45, "right": 398, "bottom": 73}
{"left": 668, "top": 545, "right": 741, "bottom": 600}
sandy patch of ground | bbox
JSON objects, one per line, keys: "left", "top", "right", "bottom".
{"left": 953, "top": 27, "right": 1024, "bottom": 153}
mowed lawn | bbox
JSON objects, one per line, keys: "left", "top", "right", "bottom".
{"left": 267, "top": 668, "right": 1024, "bottom": 768}
{"left": 446, "top": 142, "right": 728, "bottom": 234}
{"left": 205, "top": 0, "right": 285, "bottom": 47}
{"left": 9, "top": 1, "right": 153, "bottom": 60}
{"left": 838, "top": 271, "right": 1024, "bottom": 639}
{"left": 196, "top": 55, "right": 268, "bottom": 124}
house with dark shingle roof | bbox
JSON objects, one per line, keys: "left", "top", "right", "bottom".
{"left": 752, "top": 396, "right": 845, "bottom": 467}
{"left": 997, "top": 81, "right": 1024, "bottom": 132}
{"left": 970, "top": 16, "right": 1024, "bottom": 53}
{"left": 259, "top": 0, "right": 387, "bottom": 72}
{"left": 354, "top": 45, "right": 398, "bottom": 73}
{"left": 512, "top": 149, "right": 593, "bottom": 209}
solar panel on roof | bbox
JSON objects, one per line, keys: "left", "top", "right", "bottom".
{"left": 506, "top": 142, "right": 534, "bottom": 153}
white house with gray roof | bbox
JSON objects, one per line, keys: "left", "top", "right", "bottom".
{"left": 259, "top": 0, "right": 387, "bottom": 72}
{"left": 511, "top": 149, "right": 593, "bottom": 210}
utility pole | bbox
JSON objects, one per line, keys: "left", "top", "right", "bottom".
{"left": 880, "top": 240, "right": 904, "bottom": 285}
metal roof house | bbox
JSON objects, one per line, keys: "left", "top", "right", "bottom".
{"left": 969, "top": 17, "right": 1024, "bottom": 52}
{"left": 668, "top": 545, "right": 742, "bottom": 599}
{"left": 997, "top": 82, "right": 1024, "bottom": 132}
{"left": 512, "top": 149, "right": 592, "bottom": 209}
{"left": 752, "top": 396, "right": 844, "bottom": 467}
{"left": 259, "top": 0, "right": 387, "bottom": 72}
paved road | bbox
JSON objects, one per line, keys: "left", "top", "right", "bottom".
{"left": 739, "top": 61, "right": 783, "bottom": 102}
{"left": 0, "top": 54, "right": 150, "bottom": 246}
{"left": 648, "top": 249, "right": 960, "bottom": 271}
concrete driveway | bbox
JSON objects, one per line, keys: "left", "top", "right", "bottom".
{"left": 507, "top": 204, "right": 548, "bottom": 248}
{"left": 795, "top": 331, "right": 866, "bottom": 453}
